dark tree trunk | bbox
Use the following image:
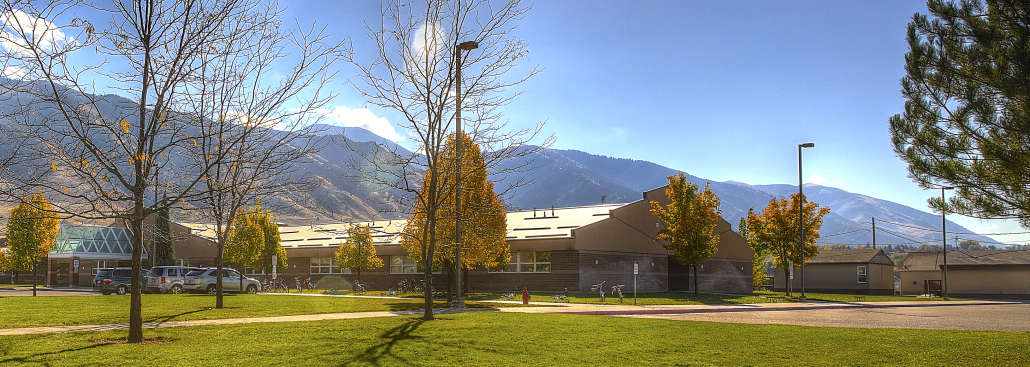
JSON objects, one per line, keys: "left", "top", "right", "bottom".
{"left": 445, "top": 261, "right": 454, "bottom": 303}
{"left": 462, "top": 266, "right": 469, "bottom": 296}
{"left": 31, "top": 261, "right": 37, "bottom": 297}
{"left": 128, "top": 218, "right": 145, "bottom": 343}
{"left": 693, "top": 264, "right": 699, "bottom": 297}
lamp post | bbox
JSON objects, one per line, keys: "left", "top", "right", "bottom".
{"left": 798, "top": 142, "right": 814, "bottom": 302}
{"left": 939, "top": 186, "right": 954, "bottom": 301}
{"left": 452, "top": 40, "right": 478, "bottom": 309}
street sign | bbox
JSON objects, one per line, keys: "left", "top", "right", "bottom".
{"left": 634, "top": 263, "right": 638, "bottom": 275}
{"left": 272, "top": 255, "right": 278, "bottom": 279}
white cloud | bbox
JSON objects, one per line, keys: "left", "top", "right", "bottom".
{"left": 970, "top": 225, "right": 999, "bottom": 232}
{"left": 0, "top": 9, "right": 73, "bottom": 56}
{"left": 0, "top": 65, "right": 25, "bottom": 78}
{"left": 316, "top": 106, "right": 404, "bottom": 143}
{"left": 805, "top": 175, "right": 827, "bottom": 185}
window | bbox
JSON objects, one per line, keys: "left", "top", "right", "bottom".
{"left": 243, "top": 267, "right": 266, "bottom": 276}
{"left": 175, "top": 259, "right": 190, "bottom": 267}
{"left": 390, "top": 256, "right": 419, "bottom": 274}
{"left": 857, "top": 266, "right": 867, "bottom": 284}
{"left": 490, "top": 251, "right": 551, "bottom": 273}
{"left": 310, "top": 257, "right": 350, "bottom": 274}
{"left": 92, "top": 261, "right": 111, "bottom": 275}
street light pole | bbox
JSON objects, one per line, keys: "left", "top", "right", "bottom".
{"left": 940, "top": 186, "right": 953, "bottom": 301}
{"left": 453, "top": 40, "right": 478, "bottom": 309}
{"left": 798, "top": 142, "right": 814, "bottom": 302}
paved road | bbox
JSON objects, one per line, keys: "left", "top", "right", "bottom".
{"left": 625, "top": 302, "right": 1030, "bottom": 332}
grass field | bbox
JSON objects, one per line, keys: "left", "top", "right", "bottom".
{"left": 0, "top": 293, "right": 500, "bottom": 329}
{"left": 0, "top": 312, "right": 1026, "bottom": 366}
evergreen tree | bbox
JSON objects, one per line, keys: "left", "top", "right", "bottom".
{"left": 649, "top": 173, "right": 722, "bottom": 296}
{"left": 154, "top": 205, "right": 175, "bottom": 266}
{"left": 890, "top": 0, "right": 1030, "bottom": 228}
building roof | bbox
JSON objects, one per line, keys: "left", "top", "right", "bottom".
{"left": 179, "top": 203, "right": 624, "bottom": 249}
{"left": 808, "top": 249, "right": 893, "bottom": 265}
{"left": 901, "top": 250, "right": 1030, "bottom": 271}
{"left": 48, "top": 224, "right": 148, "bottom": 260}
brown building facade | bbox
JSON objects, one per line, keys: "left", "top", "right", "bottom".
{"left": 774, "top": 249, "right": 895, "bottom": 295}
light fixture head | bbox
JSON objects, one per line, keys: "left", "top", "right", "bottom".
{"left": 943, "top": 186, "right": 955, "bottom": 190}
{"left": 800, "top": 142, "right": 815, "bottom": 148}
{"left": 457, "top": 41, "right": 479, "bottom": 50}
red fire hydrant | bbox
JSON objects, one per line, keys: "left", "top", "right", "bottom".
{"left": 521, "top": 287, "right": 530, "bottom": 305}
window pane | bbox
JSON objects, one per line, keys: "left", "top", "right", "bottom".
{"left": 537, "top": 264, "right": 550, "bottom": 272}
{"left": 537, "top": 252, "right": 551, "bottom": 262}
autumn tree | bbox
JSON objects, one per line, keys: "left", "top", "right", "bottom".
{"left": 335, "top": 224, "right": 384, "bottom": 282}
{"left": 5, "top": 192, "right": 60, "bottom": 296}
{"left": 342, "top": 0, "right": 550, "bottom": 320}
{"left": 751, "top": 193, "right": 830, "bottom": 297}
{"left": 739, "top": 208, "right": 771, "bottom": 289}
{"left": 401, "top": 132, "right": 508, "bottom": 302}
{"left": 0, "top": 0, "right": 336, "bottom": 342}
{"left": 649, "top": 173, "right": 722, "bottom": 296}
{"left": 227, "top": 204, "right": 287, "bottom": 281}
{"left": 889, "top": 0, "right": 1030, "bottom": 228}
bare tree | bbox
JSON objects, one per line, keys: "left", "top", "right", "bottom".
{"left": 341, "top": 0, "right": 551, "bottom": 320}
{"left": 0, "top": 0, "right": 340, "bottom": 343}
{"left": 179, "top": 3, "right": 342, "bottom": 309}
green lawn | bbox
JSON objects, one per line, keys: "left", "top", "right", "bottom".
{"left": 0, "top": 294, "right": 497, "bottom": 329}
{"left": 0, "top": 312, "right": 1025, "bottom": 366}
{"left": 464, "top": 290, "right": 956, "bottom": 305}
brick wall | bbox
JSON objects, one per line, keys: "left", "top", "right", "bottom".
{"left": 578, "top": 251, "right": 669, "bottom": 292}
{"left": 670, "top": 257, "right": 752, "bottom": 293}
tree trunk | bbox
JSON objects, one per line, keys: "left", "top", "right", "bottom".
{"left": 693, "top": 264, "right": 699, "bottom": 297}
{"left": 445, "top": 261, "right": 454, "bottom": 303}
{"left": 356, "top": 267, "right": 361, "bottom": 282}
{"left": 216, "top": 254, "right": 224, "bottom": 309}
{"left": 783, "top": 266, "right": 791, "bottom": 298}
{"left": 31, "top": 261, "right": 37, "bottom": 297}
{"left": 128, "top": 218, "right": 145, "bottom": 343}
{"left": 462, "top": 266, "right": 469, "bottom": 297}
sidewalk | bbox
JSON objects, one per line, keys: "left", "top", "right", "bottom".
{"left": 0, "top": 300, "right": 1018, "bottom": 336}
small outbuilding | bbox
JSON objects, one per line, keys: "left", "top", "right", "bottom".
{"left": 773, "top": 249, "right": 894, "bottom": 295}
{"left": 899, "top": 250, "right": 1030, "bottom": 300}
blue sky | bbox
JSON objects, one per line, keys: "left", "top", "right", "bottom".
{"left": 9, "top": 1, "right": 1023, "bottom": 244}
{"left": 283, "top": 1, "right": 1030, "bottom": 245}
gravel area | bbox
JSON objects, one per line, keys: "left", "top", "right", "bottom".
{"left": 625, "top": 302, "right": 1030, "bottom": 332}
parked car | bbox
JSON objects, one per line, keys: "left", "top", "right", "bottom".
{"left": 93, "top": 268, "right": 151, "bottom": 295}
{"left": 148, "top": 266, "right": 202, "bottom": 294}
{"left": 182, "top": 268, "right": 260, "bottom": 294}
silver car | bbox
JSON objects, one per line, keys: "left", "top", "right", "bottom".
{"left": 183, "top": 268, "right": 260, "bottom": 294}
{"left": 148, "top": 266, "right": 202, "bottom": 294}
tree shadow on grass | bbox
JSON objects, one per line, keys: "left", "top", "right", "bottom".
{"left": 0, "top": 338, "right": 110, "bottom": 364}
{"left": 338, "top": 319, "right": 426, "bottom": 366}
{"left": 144, "top": 309, "right": 207, "bottom": 324}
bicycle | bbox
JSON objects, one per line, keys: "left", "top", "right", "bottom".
{"left": 354, "top": 280, "right": 366, "bottom": 295}
{"left": 304, "top": 277, "right": 316, "bottom": 292}
{"left": 500, "top": 285, "right": 519, "bottom": 300}
{"left": 273, "top": 277, "right": 288, "bottom": 293}
{"left": 611, "top": 284, "right": 625, "bottom": 303}
{"left": 591, "top": 281, "right": 606, "bottom": 302}
{"left": 294, "top": 277, "right": 303, "bottom": 293}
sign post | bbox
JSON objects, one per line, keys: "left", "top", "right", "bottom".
{"left": 633, "top": 262, "right": 638, "bottom": 306}
{"left": 271, "top": 255, "right": 278, "bottom": 280}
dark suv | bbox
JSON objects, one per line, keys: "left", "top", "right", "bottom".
{"left": 93, "top": 268, "right": 151, "bottom": 295}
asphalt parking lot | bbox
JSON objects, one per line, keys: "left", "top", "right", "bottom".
{"left": 626, "top": 302, "right": 1030, "bottom": 332}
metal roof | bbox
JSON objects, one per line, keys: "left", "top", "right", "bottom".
{"left": 807, "top": 249, "right": 892, "bottom": 265}
{"left": 180, "top": 204, "right": 624, "bottom": 248}
{"left": 901, "top": 250, "right": 1030, "bottom": 270}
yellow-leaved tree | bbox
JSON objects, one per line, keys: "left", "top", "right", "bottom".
{"left": 335, "top": 224, "right": 384, "bottom": 282}
{"left": 649, "top": 173, "right": 722, "bottom": 296}
{"left": 5, "top": 192, "right": 61, "bottom": 296}
{"left": 226, "top": 204, "right": 286, "bottom": 285}
{"left": 402, "top": 132, "right": 508, "bottom": 302}
{"left": 751, "top": 193, "right": 830, "bottom": 298}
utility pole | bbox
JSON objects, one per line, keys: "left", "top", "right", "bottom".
{"left": 872, "top": 217, "right": 876, "bottom": 249}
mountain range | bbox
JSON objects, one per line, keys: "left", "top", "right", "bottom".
{"left": 0, "top": 81, "right": 998, "bottom": 247}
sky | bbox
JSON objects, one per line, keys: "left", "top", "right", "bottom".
{"left": 279, "top": 1, "right": 1030, "bottom": 245}
{"left": 4, "top": 1, "right": 1026, "bottom": 245}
